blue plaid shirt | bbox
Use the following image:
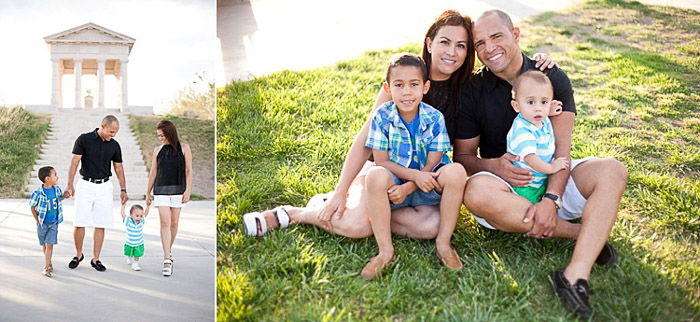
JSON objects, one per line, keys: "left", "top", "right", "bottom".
{"left": 366, "top": 101, "right": 451, "bottom": 169}
{"left": 29, "top": 185, "right": 64, "bottom": 226}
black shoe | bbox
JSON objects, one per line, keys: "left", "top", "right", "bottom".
{"left": 595, "top": 242, "right": 618, "bottom": 268}
{"left": 551, "top": 270, "right": 593, "bottom": 319}
{"left": 68, "top": 254, "right": 84, "bottom": 269}
{"left": 91, "top": 259, "right": 106, "bottom": 272}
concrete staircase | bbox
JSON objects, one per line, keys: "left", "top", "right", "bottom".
{"left": 25, "top": 109, "right": 148, "bottom": 200}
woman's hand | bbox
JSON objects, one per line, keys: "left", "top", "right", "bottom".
{"left": 182, "top": 192, "right": 191, "bottom": 204}
{"left": 317, "top": 191, "right": 347, "bottom": 230}
{"left": 145, "top": 194, "right": 152, "bottom": 206}
{"left": 533, "top": 53, "right": 559, "bottom": 70}
{"left": 549, "top": 100, "right": 563, "bottom": 116}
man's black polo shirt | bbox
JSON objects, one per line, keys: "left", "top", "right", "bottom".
{"left": 455, "top": 53, "right": 576, "bottom": 158}
{"left": 72, "top": 128, "right": 123, "bottom": 179}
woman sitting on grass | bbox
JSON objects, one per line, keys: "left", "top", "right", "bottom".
{"left": 243, "top": 10, "right": 557, "bottom": 250}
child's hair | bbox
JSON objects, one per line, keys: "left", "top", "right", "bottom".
{"left": 130, "top": 204, "right": 144, "bottom": 215}
{"left": 512, "top": 70, "right": 553, "bottom": 99}
{"left": 38, "top": 166, "right": 54, "bottom": 183}
{"left": 157, "top": 120, "right": 180, "bottom": 146}
{"left": 385, "top": 53, "right": 428, "bottom": 83}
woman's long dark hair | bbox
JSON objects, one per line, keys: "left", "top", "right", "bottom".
{"left": 157, "top": 120, "right": 180, "bottom": 147}
{"left": 421, "top": 10, "right": 475, "bottom": 123}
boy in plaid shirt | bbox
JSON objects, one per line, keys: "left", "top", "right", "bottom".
{"left": 30, "top": 166, "right": 68, "bottom": 277}
{"left": 361, "top": 53, "right": 467, "bottom": 280}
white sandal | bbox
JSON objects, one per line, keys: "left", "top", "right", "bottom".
{"left": 163, "top": 258, "right": 173, "bottom": 277}
{"left": 242, "top": 206, "right": 291, "bottom": 236}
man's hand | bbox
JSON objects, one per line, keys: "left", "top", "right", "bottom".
{"left": 488, "top": 153, "right": 532, "bottom": 187}
{"left": 317, "top": 191, "right": 347, "bottom": 231}
{"left": 523, "top": 198, "right": 558, "bottom": 238}
{"left": 388, "top": 183, "right": 415, "bottom": 205}
{"left": 412, "top": 171, "right": 440, "bottom": 192}
{"left": 120, "top": 191, "right": 128, "bottom": 205}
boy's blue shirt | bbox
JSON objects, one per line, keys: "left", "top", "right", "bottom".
{"left": 366, "top": 101, "right": 451, "bottom": 169}
{"left": 42, "top": 186, "right": 59, "bottom": 223}
{"left": 400, "top": 112, "right": 421, "bottom": 169}
{"left": 29, "top": 185, "right": 64, "bottom": 226}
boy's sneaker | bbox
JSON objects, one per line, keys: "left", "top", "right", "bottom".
{"left": 131, "top": 261, "right": 141, "bottom": 271}
{"left": 551, "top": 270, "right": 593, "bottom": 319}
{"left": 126, "top": 257, "right": 131, "bottom": 265}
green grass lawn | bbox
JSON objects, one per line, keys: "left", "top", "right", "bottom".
{"left": 129, "top": 115, "right": 215, "bottom": 199}
{"left": 217, "top": 0, "right": 699, "bottom": 320}
{"left": 0, "top": 106, "right": 51, "bottom": 198}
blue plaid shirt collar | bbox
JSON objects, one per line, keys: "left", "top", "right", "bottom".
{"left": 386, "top": 101, "right": 438, "bottom": 133}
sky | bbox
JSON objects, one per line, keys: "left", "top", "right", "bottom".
{"left": 0, "top": 0, "right": 217, "bottom": 114}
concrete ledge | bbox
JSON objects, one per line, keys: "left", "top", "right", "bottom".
{"left": 23, "top": 104, "right": 54, "bottom": 114}
{"left": 124, "top": 105, "right": 154, "bottom": 115}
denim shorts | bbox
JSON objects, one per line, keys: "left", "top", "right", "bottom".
{"left": 37, "top": 222, "right": 58, "bottom": 245}
{"left": 388, "top": 172, "right": 442, "bottom": 210}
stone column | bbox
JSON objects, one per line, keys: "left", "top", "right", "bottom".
{"left": 97, "top": 59, "right": 106, "bottom": 108}
{"left": 74, "top": 59, "right": 83, "bottom": 109}
{"left": 51, "top": 59, "right": 63, "bottom": 108}
{"left": 119, "top": 59, "right": 128, "bottom": 112}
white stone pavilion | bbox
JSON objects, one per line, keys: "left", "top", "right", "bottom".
{"left": 43, "top": 22, "right": 136, "bottom": 112}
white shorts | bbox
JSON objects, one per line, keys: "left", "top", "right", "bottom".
{"left": 153, "top": 194, "right": 186, "bottom": 208}
{"left": 74, "top": 179, "right": 114, "bottom": 228}
{"left": 471, "top": 157, "right": 597, "bottom": 230}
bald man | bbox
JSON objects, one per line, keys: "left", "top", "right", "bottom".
{"left": 454, "top": 10, "right": 628, "bottom": 319}
{"left": 65, "top": 115, "right": 129, "bottom": 272}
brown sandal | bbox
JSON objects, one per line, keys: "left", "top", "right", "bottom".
{"left": 360, "top": 254, "right": 395, "bottom": 280}
{"left": 436, "top": 247, "right": 463, "bottom": 270}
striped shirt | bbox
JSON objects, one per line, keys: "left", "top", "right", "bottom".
{"left": 124, "top": 217, "right": 145, "bottom": 247}
{"left": 506, "top": 114, "right": 555, "bottom": 189}
{"left": 365, "top": 101, "right": 451, "bottom": 169}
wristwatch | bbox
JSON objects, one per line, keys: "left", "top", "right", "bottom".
{"left": 542, "top": 193, "right": 562, "bottom": 209}
{"left": 121, "top": 188, "right": 127, "bottom": 193}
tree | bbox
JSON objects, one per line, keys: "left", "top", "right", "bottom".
{"left": 169, "top": 72, "right": 215, "bottom": 120}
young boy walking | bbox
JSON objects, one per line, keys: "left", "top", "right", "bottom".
{"left": 30, "top": 166, "right": 67, "bottom": 277}
{"left": 362, "top": 53, "right": 467, "bottom": 280}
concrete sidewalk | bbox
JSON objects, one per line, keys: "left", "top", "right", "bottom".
{"left": 0, "top": 199, "right": 215, "bottom": 321}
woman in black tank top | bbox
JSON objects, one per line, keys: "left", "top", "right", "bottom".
{"left": 146, "top": 120, "right": 193, "bottom": 276}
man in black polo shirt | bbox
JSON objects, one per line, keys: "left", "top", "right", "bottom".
{"left": 453, "top": 10, "right": 628, "bottom": 318}
{"left": 65, "top": 115, "right": 129, "bottom": 272}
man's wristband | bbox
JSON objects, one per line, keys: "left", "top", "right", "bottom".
{"left": 542, "top": 193, "right": 562, "bottom": 209}
{"left": 120, "top": 189, "right": 127, "bottom": 193}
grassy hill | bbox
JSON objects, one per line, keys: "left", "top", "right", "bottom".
{"left": 217, "top": 0, "right": 700, "bottom": 320}
{"left": 0, "top": 106, "right": 51, "bottom": 198}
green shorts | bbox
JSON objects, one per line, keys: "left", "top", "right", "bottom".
{"left": 513, "top": 183, "right": 547, "bottom": 204}
{"left": 124, "top": 244, "right": 144, "bottom": 258}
